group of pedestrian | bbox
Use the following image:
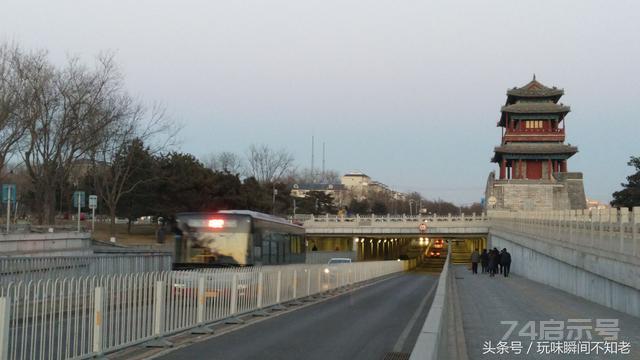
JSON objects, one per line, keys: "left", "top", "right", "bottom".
{"left": 470, "top": 247, "right": 511, "bottom": 277}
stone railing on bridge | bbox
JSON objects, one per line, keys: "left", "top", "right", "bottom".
{"left": 296, "top": 213, "right": 489, "bottom": 228}
{"left": 489, "top": 207, "right": 640, "bottom": 317}
{"left": 489, "top": 207, "right": 640, "bottom": 259}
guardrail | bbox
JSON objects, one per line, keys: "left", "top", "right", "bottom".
{"left": 0, "top": 255, "right": 172, "bottom": 287}
{"left": 0, "top": 260, "right": 405, "bottom": 359}
{"left": 295, "top": 213, "right": 488, "bottom": 226}
{"left": 410, "top": 251, "right": 451, "bottom": 360}
{"left": 490, "top": 207, "right": 640, "bottom": 258}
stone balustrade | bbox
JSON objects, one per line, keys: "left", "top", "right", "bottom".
{"left": 296, "top": 213, "right": 489, "bottom": 228}
{"left": 489, "top": 207, "right": 640, "bottom": 259}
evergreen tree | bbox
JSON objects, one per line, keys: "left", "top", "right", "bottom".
{"left": 611, "top": 156, "right": 640, "bottom": 208}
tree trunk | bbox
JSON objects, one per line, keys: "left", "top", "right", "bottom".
{"left": 42, "top": 188, "right": 56, "bottom": 226}
{"left": 109, "top": 206, "right": 117, "bottom": 237}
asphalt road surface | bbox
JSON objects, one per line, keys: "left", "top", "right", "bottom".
{"left": 156, "top": 272, "right": 438, "bottom": 360}
{"left": 455, "top": 265, "right": 640, "bottom": 359}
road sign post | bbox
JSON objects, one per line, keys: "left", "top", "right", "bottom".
{"left": 73, "top": 191, "right": 85, "bottom": 232}
{"left": 2, "top": 184, "right": 16, "bottom": 233}
{"left": 89, "top": 195, "right": 98, "bottom": 232}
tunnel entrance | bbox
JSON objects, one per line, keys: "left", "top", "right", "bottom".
{"left": 448, "top": 237, "right": 487, "bottom": 264}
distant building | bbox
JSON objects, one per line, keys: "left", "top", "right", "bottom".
{"left": 369, "top": 181, "right": 391, "bottom": 194}
{"left": 290, "top": 183, "right": 347, "bottom": 205}
{"left": 69, "top": 159, "right": 109, "bottom": 185}
{"left": 485, "top": 77, "right": 587, "bottom": 211}
{"left": 586, "top": 198, "right": 610, "bottom": 210}
{"left": 292, "top": 171, "right": 406, "bottom": 207}
{"left": 341, "top": 172, "right": 371, "bottom": 200}
{"left": 341, "top": 172, "right": 370, "bottom": 187}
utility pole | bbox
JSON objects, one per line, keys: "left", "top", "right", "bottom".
{"left": 6, "top": 186, "right": 11, "bottom": 233}
{"left": 292, "top": 198, "right": 297, "bottom": 219}
{"left": 322, "top": 142, "right": 325, "bottom": 180}
{"left": 272, "top": 185, "right": 278, "bottom": 215}
{"left": 311, "top": 135, "right": 315, "bottom": 182}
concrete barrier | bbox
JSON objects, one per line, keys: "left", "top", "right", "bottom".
{"left": 0, "top": 232, "right": 92, "bottom": 257}
{"left": 409, "top": 251, "right": 450, "bottom": 360}
{"left": 491, "top": 231, "right": 640, "bottom": 317}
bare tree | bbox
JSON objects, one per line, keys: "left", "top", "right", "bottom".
{"left": 91, "top": 99, "right": 174, "bottom": 234}
{"left": 0, "top": 44, "right": 29, "bottom": 177}
{"left": 204, "top": 151, "right": 244, "bottom": 175}
{"left": 290, "top": 168, "right": 341, "bottom": 184}
{"left": 245, "top": 144, "right": 295, "bottom": 184}
{"left": 17, "top": 52, "right": 128, "bottom": 224}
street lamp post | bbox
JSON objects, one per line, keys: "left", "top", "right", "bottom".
{"left": 272, "top": 185, "right": 278, "bottom": 215}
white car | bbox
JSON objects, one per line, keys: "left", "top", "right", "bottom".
{"left": 324, "top": 258, "right": 352, "bottom": 275}
{"left": 327, "top": 258, "right": 352, "bottom": 264}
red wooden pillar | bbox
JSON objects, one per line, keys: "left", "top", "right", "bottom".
{"left": 517, "top": 159, "right": 522, "bottom": 179}
{"left": 561, "top": 160, "right": 567, "bottom": 172}
{"left": 547, "top": 159, "right": 552, "bottom": 179}
{"left": 500, "top": 159, "right": 506, "bottom": 179}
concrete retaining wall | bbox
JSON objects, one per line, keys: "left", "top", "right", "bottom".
{"left": 491, "top": 231, "right": 640, "bottom": 317}
{"left": 0, "top": 232, "right": 92, "bottom": 257}
{"left": 410, "top": 251, "right": 450, "bottom": 360}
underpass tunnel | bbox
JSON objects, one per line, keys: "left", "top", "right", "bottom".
{"left": 306, "top": 236, "right": 415, "bottom": 261}
{"left": 305, "top": 235, "right": 488, "bottom": 263}
{"left": 448, "top": 236, "right": 487, "bottom": 264}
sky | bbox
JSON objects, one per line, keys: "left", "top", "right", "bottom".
{"left": 1, "top": 0, "right": 639, "bottom": 204}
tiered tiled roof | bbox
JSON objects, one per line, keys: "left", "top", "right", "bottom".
{"left": 501, "top": 102, "right": 570, "bottom": 114}
{"left": 506, "top": 75, "right": 564, "bottom": 101}
{"left": 494, "top": 143, "right": 577, "bottom": 155}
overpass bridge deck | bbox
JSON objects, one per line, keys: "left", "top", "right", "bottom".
{"left": 453, "top": 265, "right": 640, "bottom": 359}
{"left": 302, "top": 215, "right": 490, "bottom": 237}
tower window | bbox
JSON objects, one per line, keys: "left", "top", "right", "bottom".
{"left": 525, "top": 120, "right": 544, "bottom": 129}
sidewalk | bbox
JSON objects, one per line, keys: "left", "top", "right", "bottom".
{"left": 453, "top": 265, "right": 640, "bottom": 359}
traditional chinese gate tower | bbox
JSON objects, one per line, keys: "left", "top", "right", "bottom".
{"left": 485, "top": 76, "right": 587, "bottom": 211}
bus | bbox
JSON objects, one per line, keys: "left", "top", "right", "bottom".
{"left": 174, "top": 210, "right": 306, "bottom": 268}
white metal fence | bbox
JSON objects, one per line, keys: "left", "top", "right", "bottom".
{"left": 0, "top": 255, "right": 173, "bottom": 287}
{"left": 0, "top": 260, "right": 405, "bottom": 359}
{"left": 305, "top": 251, "right": 357, "bottom": 264}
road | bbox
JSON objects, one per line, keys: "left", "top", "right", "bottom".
{"left": 454, "top": 265, "right": 640, "bottom": 359}
{"left": 156, "top": 272, "right": 438, "bottom": 360}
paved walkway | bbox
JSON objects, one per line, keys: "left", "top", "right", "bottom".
{"left": 454, "top": 265, "right": 640, "bottom": 359}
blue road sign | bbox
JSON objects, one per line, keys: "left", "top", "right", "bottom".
{"left": 73, "top": 191, "right": 85, "bottom": 208}
{"left": 2, "top": 184, "right": 16, "bottom": 204}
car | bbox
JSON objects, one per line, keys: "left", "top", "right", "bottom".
{"left": 321, "top": 258, "right": 353, "bottom": 290}
{"left": 327, "top": 258, "right": 352, "bottom": 264}
{"left": 428, "top": 250, "right": 441, "bottom": 258}
{"left": 432, "top": 239, "right": 444, "bottom": 249}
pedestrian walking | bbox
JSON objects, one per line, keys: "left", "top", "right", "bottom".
{"left": 501, "top": 248, "right": 512, "bottom": 277}
{"left": 470, "top": 248, "right": 480, "bottom": 274}
{"left": 488, "top": 248, "right": 498, "bottom": 277}
{"left": 480, "top": 249, "right": 489, "bottom": 273}
{"left": 497, "top": 249, "right": 503, "bottom": 275}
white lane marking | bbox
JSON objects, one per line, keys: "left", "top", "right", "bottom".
{"left": 392, "top": 278, "right": 438, "bottom": 353}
